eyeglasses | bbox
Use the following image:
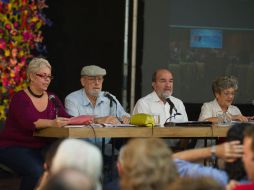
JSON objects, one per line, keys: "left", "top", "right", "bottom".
{"left": 222, "top": 91, "right": 236, "bottom": 97}
{"left": 158, "top": 79, "right": 173, "bottom": 84}
{"left": 86, "top": 76, "right": 104, "bottom": 83}
{"left": 35, "top": 73, "right": 54, "bottom": 80}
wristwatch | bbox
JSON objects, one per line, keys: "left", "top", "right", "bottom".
{"left": 210, "top": 145, "right": 217, "bottom": 166}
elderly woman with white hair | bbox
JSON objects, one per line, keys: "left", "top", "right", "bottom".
{"left": 199, "top": 75, "right": 248, "bottom": 123}
{"left": 0, "top": 58, "right": 70, "bottom": 190}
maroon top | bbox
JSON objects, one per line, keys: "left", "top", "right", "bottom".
{"left": 0, "top": 90, "right": 69, "bottom": 148}
{"left": 233, "top": 183, "right": 254, "bottom": 190}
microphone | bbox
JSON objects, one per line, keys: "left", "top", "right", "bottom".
{"left": 104, "top": 92, "right": 117, "bottom": 107}
{"left": 165, "top": 97, "right": 181, "bottom": 117}
{"left": 49, "top": 95, "right": 60, "bottom": 108}
{"left": 49, "top": 95, "right": 60, "bottom": 118}
{"left": 104, "top": 92, "right": 122, "bottom": 123}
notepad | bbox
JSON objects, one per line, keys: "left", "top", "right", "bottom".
{"left": 67, "top": 115, "right": 94, "bottom": 125}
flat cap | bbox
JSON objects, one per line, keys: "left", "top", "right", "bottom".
{"left": 81, "top": 65, "right": 106, "bottom": 76}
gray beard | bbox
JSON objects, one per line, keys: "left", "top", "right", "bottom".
{"left": 90, "top": 90, "right": 100, "bottom": 97}
{"left": 161, "top": 91, "right": 172, "bottom": 99}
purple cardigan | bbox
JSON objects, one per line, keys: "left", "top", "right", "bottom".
{"left": 0, "top": 90, "right": 69, "bottom": 148}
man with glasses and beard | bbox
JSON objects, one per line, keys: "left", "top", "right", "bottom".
{"left": 65, "top": 65, "right": 130, "bottom": 145}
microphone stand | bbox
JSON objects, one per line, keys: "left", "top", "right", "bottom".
{"left": 104, "top": 92, "right": 121, "bottom": 122}
{"left": 109, "top": 99, "right": 113, "bottom": 107}
{"left": 166, "top": 97, "right": 174, "bottom": 121}
{"left": 169, "top": 106, "right": 173, "bottom": 121}
{"left": 49, "top": 95, "right": 60, "bottom": 119}
{"left": 55, "top": 107, "right": 59, "bottom": 118}
{"left": 54, "top": 101, "right": 60, "bottom": 119}
{"left": 165, "top": 97, "right": 182, "bottom": 124}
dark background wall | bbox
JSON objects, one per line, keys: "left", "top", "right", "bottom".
{"left": 44, "top": 1, "right": 126, "bottom": 105}
{"left": 43, "top": 0, "right": 254, "bottom": 119}
{"left": 141, "top": 0, "right": 171, "bottom": 96}
{"left": 169, "top": 0, "right": 254, "bottom": 29}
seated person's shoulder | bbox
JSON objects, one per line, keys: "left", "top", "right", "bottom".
{"left": 201, "top": 100, "right": 214, "bottom": 108}
{"left": 65, "top": 89, "right": 83, "bottom": 101}
{"left": 10, "top": 90, "right": 27, "bottom": 102}
{"left": 134, "top": 95, "right": 151, "bottom": 107}
{"left": 139, "top": 92, "right": 156, "bottom": 102}
{"left": 170, "top": 96, "right": 184, "bottom": 104}
{"left": 229, "top": 104, "right": 240, "bottom": 110}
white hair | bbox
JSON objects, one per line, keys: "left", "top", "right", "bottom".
{"left": 27, "top": 57, "right": 51, "bottom": 76}
{"left": 51, "top": 139, "right": 102, "bottom": 190}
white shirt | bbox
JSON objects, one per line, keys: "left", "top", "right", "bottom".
{"left": 132, "top": 91, "right": 188, "bottom": 125}
{"left": 198, "top": 99, "right": 242, "bottom": 121}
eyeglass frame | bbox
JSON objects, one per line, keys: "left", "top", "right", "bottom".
{"left": 221, "top": 91, "right": 236, "bottom": 97}
{"left": 84, "top": 76, "right": 104, "bottom": 83}
{"left": 35, "top": 73, "right": 54, "bottom": 80}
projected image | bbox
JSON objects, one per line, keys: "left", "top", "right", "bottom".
{"left": 166, "top": 28, "right": 254, "bottom": 103}
{"left": 190, "top": 29, "right": 223, "bottom": 48}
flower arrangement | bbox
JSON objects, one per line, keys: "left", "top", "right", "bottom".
{"left": 0, "top": 0, "right": 50, "bottom": 120}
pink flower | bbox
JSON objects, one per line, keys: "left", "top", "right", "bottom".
{"left": 5, "top": 23, "right": 12, "bottom": 30}
{"left": 0, "top": 39, "right": 6, "bottom": 49}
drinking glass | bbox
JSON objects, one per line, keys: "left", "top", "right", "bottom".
{"left": 216, "top": 111, "right": 231, "bottom": 126}
{"left": 152, "top": 114, "right": 160, "bottom": 126}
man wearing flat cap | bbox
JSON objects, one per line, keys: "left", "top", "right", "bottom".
{"left": 65, "top": 65, "right": 130, "bottom": 143}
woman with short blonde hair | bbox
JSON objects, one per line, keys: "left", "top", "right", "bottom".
{"left": 0, "top": 58, "right": 70, "bottom": 190}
